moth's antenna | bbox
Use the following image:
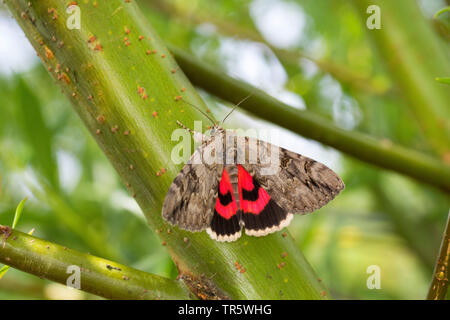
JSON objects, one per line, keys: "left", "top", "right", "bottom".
{"left": 220, "top": 92, "right": 253, "bottom": 125}
{"left": 182, "top": 99, "right": 216, "bottom": 126}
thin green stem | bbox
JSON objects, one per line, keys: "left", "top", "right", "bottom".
{"left": 170, "top": 46, "right": 450, "bottom": 193}
{"left": 0, "top": 226, "right": 194, "bottom": 300}
{"left": 433, "top": 6, "right": 450, "bottom": 19}
{"left": 146, "top": 0, "right": 387, "bottom": 95}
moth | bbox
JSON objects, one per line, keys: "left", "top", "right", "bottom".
{"left": 162, "top": 102, "right": 344, "bottom": 242}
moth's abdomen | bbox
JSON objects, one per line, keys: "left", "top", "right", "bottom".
{"left": 225, "top": 165, "right": 240, "bottom": 209}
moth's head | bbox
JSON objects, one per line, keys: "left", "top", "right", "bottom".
{"left": 210, "top": 125, "right": 225, "bottom": 136}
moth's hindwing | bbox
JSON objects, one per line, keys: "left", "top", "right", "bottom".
{"left": 237, "top": 165, "right": 292, "bottom": 237}
{"left": 206, "top": 168, "right": 242, "bottom": 242}
{"left": 244, "top": 137, "right": 344, "bottom": 214}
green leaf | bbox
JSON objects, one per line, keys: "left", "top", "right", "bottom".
{"left": 0, "top": 265, "right": 10, "bottom": 279}
{"left": 12, "top": 197, "right": 27, "bottom": 229}
{"left": 435, "top": 77, "right": 450, "bottom": 85}
{"left": 0, "top": 197, "right": 28, "bottom": 279}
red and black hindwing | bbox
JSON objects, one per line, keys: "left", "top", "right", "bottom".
{"left": 237, "top": 165, "right": 292, "bottom": 236}
{"left": 207, "top": 168, "right": 242, "bottom": 241}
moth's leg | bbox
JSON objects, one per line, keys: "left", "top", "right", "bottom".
{"left": 176, "top": 120, "right": 206, "bottom": 143}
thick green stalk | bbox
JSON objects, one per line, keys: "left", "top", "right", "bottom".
{"left": 6, "top": 0, "right": 325, "bottom": 299}
{"left": 0, "top": 226, "right": 193, "bottom": 300}
{"left": 352, "top": 0, "right": 450, "bottom": 157}
{"left": 170, "top": 47, "right": 450, "bottom": 193}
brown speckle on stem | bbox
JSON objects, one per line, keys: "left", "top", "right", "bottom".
{"left": 96, "top": 114, "right": 105, "bottom": 124}
{"left": 44, "top": 46, "right": 54, "bottom": 59}
{"left": 106, "top": 264, "right": 122, "bottom": 271}
{"left": 94, "top": 43, "right": 103, "bottom": 51}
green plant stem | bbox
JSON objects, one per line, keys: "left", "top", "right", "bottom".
{"left": 145, "top": 0, "right": 386, "bottom": 95}
{"left": 6, "top": 0, "right": 326, "bottom": 299}
{"left": 0, "top": 226, "right": 193, "bottom": 300}
{"left": 427, "top": 212, "right": 450, "bottom": 300}
{"left": 352, "top": 0, "right": 450, "bottom": 157}
{"left": 170, "top": 46, "right": 450, "bottom": 193}
{"left": 433, "top": 6, "right": 450, "bottom": 19}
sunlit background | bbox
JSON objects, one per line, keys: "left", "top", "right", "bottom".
{"left": 0, "top": 0, "right": 449, "bottom": 299}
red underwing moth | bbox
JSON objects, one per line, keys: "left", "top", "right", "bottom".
{"left": 162, "top": 106, "right": 344, "bottom": 242}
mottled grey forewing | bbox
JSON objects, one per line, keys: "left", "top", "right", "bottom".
{"left": 243, "top": 137, "right": 344, "bottom": 214}
{"left": 162, "top": 139, "right": 220, "bottom": 231}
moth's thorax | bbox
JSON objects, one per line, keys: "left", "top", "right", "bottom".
{"left": 225, "top": 165, "right": 240, "bottom": 204}
{"left": 209, "top": 125, "right": 226, "bottom": 137}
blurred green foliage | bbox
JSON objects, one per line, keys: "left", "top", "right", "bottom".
{"left": 0, "top": 0, "right": 449, "bottom": 299}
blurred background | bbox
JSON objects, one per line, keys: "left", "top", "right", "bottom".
{"left": 0, "top": 0, "right": 449, "bottom": 299}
